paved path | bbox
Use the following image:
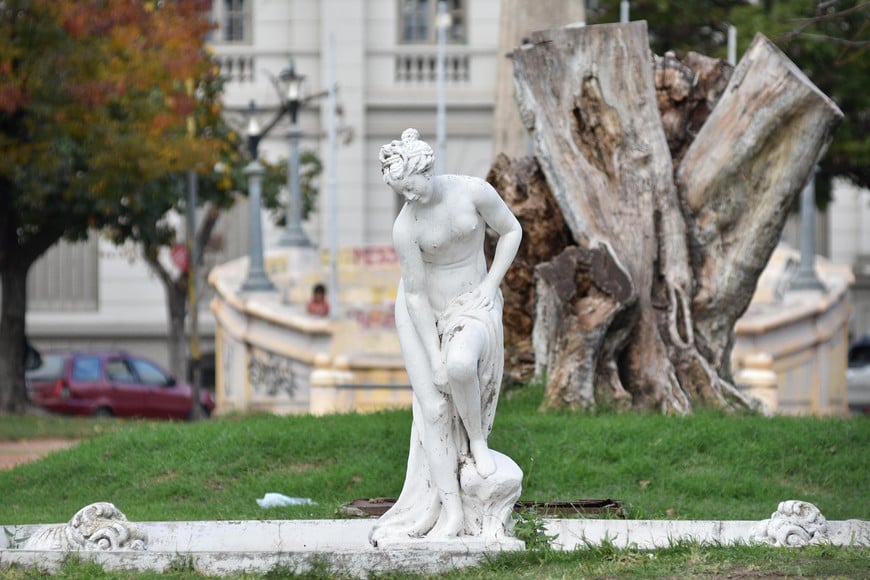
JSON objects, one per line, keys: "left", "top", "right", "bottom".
{"left": 0, "top": 439, "right": 78, "bottom": 471}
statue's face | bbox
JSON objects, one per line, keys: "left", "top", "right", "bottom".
{"left": 390, "top": 173, "right": 431, "bottom": 203}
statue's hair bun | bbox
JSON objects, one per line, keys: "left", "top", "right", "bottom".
{"left": 380, "top": 128, "right": 433, "bottom": 182}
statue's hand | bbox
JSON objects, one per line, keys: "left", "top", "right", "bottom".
{"left": 469, "top": 283, "right": 496, "bottom": 310}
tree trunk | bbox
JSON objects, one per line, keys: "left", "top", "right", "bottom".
{"left": 144, "top": 252, "right": 187, "bottom": 381}
{"left": 0, "top": 262, "right": 30, "bottom": 413}
{"left": 143, "top": 201, "right": 220, "bottom": 419}
{"left": 0, "top": 198, "right": 61, "bottom": 414}
{"left": 505, "top": 23, "right": 842, "bottom": 412}
{"left": 678, "top": 34, "right": 844, "bottom": 374}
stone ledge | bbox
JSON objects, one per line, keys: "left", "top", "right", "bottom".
{"left": 2, "top": 515, "right": 867, "bottom": 577}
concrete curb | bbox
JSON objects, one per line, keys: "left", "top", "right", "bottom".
{"left": 2, "top": 517, "right": 868, "bottom": 577}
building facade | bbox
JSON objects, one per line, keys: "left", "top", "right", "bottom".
{"left": 211, "top": 0, "right": 501, "bottom": 246}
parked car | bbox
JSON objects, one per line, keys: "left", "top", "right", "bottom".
{"left": 26, "top": 351, "right": 215, "bottom": 420}
{"left": 847, "top": 336, "right": 870, "bottom": 415}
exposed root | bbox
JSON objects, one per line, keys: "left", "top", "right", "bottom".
{"left": 662, "top": 368, "right": 691, "bottom": 415}
{"left": 667, "top": 281, "right": 694, "bottom": 350}
{"left": 686, "top": 345, "right": 755, "bottom": 410}
{"left": 715, "top": 374, "right": 756, "bottom": 409}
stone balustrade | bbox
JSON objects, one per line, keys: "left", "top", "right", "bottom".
{"left": 208, "top": 246, "right": 410, "bottom": 416}
{"left": 732, "top": 245, "right": 854, "bottom": 416}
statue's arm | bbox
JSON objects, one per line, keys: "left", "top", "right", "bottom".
{"left": 393, "top": 216, "right": 445, "bottom": 382}
{"left": 474, "top": 181, "right": 522, "bottom": 299}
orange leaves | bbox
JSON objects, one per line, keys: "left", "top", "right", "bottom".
{"left": 165, "top": 93, "right": 197, "bottom": 118}
{"left": 53, "top": 0, "right": 211, "bottom": 95}
{"left": 59, "top": 0, "right": 148, "bottom": 40}
{"left": 3, "top": 0, "right": 222, "bottom": 206}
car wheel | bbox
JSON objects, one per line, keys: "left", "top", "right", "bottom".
{"left": 92, "top": 406, "right": 113, "bottom": 419}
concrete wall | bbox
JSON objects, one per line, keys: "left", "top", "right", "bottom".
{"left": 827, "top": 179, "right": 870, "bottom": 340}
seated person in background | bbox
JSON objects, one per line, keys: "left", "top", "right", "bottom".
{"left": 306, "top": 283, "right": 330, "bottom": 316}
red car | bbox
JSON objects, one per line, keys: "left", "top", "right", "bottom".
{"left": 26, "top": 352, "right": 215, "bottom": 420}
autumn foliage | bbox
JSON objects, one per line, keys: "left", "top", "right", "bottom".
{"left": 0, "top": 0, "right": 221, "bottom": 413}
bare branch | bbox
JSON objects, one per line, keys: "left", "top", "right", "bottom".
{"left": 194, "top": 202, "right": 221, "bottom": 268}
{"left": 142, "top": 246, "right": 174, "bottom": 289}
{"left": 781, "top": 2, "right": 869, "bottom": 41}
{"left": 794, "top": 32, "right": 870, "bottom": 47}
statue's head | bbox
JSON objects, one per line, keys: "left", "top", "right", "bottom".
{"left": 379, "top": 128, "right": 435, "bottom": 184}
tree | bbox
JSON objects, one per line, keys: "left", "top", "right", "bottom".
{"left": 492, "top": 22, "right": 841, "bottom": 412}
{"left": 0, "top": 0, "right": 219, "bottom": 413}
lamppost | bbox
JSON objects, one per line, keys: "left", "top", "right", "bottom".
{"left": 277, "top": 62, "right": 311, "bottom": 247}
{"left": 790, "top": 166, "right": 825, "bottom": 292}
{"left": 239, "top": 61, "right": 328, "bottom": 289}
{"left": 239, "top": 103, "right": 276, "bottom": 292}
{"left": 435, "top": 1, "right": 449, "bottom": 175}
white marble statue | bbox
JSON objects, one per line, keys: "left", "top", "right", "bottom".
{"left": 370, "top": 128, "right": 524, "bottom": 546}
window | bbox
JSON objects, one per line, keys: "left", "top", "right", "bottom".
{"left": 25, "top": 355, "right": 66, "bottom": 382}
{"left": 72, "top": 356, "right": 101, "bottom": 382}
{"left": 400, "top": 0, "right": 466, "bottom": 44}
{"left": 211, "top": 0, "right": 251, "bottom": 44}
{"left": 224, "top": 0, "right": 246, "bottom": 42}
{"left": 26, "top": 236, "right": 98, "bottom": 312}
{"left": 107, "top": 359, "right": 136, "bottom": 383}
{"left": 131, "top": 358, "right": 171, "bottom": 386}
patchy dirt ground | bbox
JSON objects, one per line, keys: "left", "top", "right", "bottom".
{"left": 0, "top": 439, "right": 78, "bottom": 470}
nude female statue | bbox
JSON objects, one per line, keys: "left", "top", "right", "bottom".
{"left": 370, "top": 128, "right": 522, "bottom": 543}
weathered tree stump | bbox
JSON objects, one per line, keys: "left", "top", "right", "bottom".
{"left": 486, "top": 155, "right": 573, "bottom": 384}
{"left": 497, "top": 22, "right": 842, "bottom": 412}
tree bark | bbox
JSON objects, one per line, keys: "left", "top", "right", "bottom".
{"left": 505, "top": 23, "right": 842, "bottom": 412}
{"left": 485, "top": 154, "right": 573, "bottom": 384}
{"left": 679, "top": 34, "right": 844, "bottom": 374}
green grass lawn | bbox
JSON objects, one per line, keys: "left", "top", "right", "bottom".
{"left": 1, "top": 384, "right": 868, "bottom": 577}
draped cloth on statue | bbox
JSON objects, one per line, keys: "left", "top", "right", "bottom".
{"left": 370, "top": 290, "right": 514, "bottom": 543}
{"left": 437, "top": 289, "right": 505, "bottom": 438}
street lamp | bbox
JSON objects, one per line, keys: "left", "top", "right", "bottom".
{"left": 790, "top": 165, "right": 825, "bottom": 292}
{"left": 240, "top": 102, "right": 276, "bottom": 292}
{"left": 278, "top": 61, "right": 312, "bottom": 247}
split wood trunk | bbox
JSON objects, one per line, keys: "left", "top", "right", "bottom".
{"left": 495, "top": 22, "right": 842, "bottom": 412}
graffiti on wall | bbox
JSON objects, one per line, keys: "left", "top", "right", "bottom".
{"left": 346, "top": 306, "right": 396, "bottom": 330}
{"left": 248, "top": 347, "right": 298, "bottom": 398}
{"left": 320, "top": 245, "right": 399, "bottom": 268}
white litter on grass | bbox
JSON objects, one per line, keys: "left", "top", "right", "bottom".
{"left": 256, "top": 493, "right": 316, "bottom": 508}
